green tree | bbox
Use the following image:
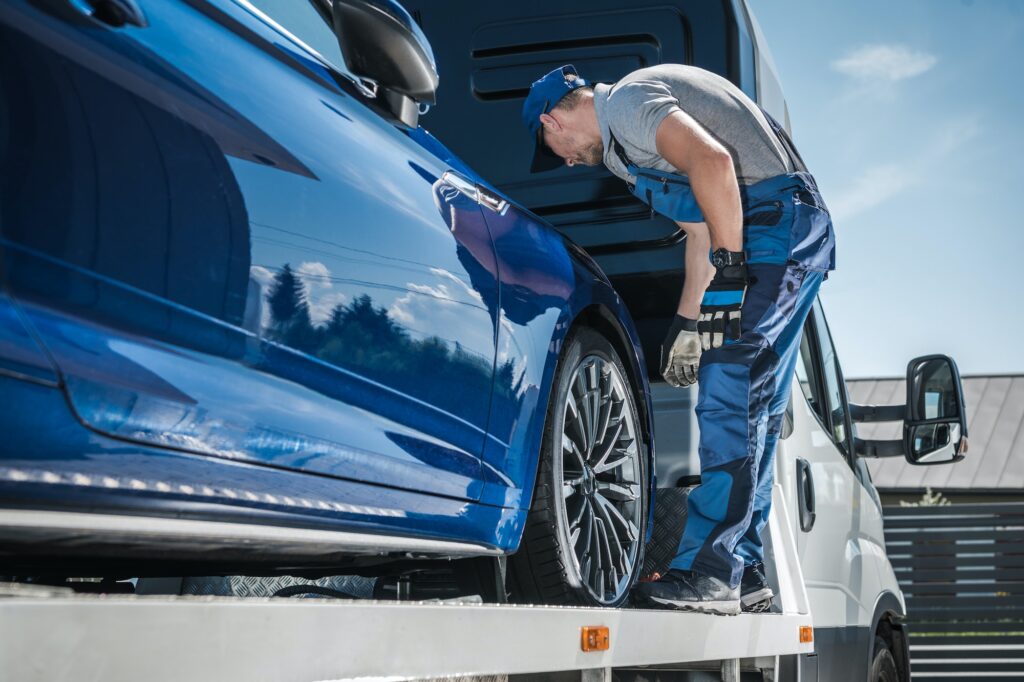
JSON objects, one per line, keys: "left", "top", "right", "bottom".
{"left": 267, "top": 264, "right": 304, "bottom": 324}
{"left": 266, "top": 264, "right": 315, "bottom": 351}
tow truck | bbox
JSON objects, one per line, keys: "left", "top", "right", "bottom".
{"left": 0, "top": 1, "right": 969, "bottom": 680}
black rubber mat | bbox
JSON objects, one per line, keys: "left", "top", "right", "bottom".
{"left": 641, "top": 486, "right": 694, "bottom": 579}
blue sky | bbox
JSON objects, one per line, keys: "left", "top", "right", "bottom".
{"left": 748, "top": 0, "right": 1023, "bottom": 378}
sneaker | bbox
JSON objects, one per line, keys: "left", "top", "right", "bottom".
{"left": 740, "top": 562, "right": 774, "bottom": 613}
{"left": 631, "top": 568, "right": 740, "bottom": 615}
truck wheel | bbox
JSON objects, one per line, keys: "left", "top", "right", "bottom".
{"left": 507, "top": 327, "right": 647, "bottom": 607}
{"left": 869, "top": 636, "right": 899, "bottom": 682}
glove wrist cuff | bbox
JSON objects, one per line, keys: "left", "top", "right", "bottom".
{"left": 714, "top": 263, "right": 749, "bottom": 281}
{"left": 671, "top": 314, "right": 698, "bottom": 333}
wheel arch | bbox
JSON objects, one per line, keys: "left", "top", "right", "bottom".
{"left": 559, "top": 301, "right": 657, "bottom": 543}
{"left": 483, "top": 214, "right": 656, "bottom": 550}
{"left": 573, "top": 304, "right": 655, "bottom": 464}
{"left": 505, "top": 299, "right": 655, "bottom": 603}
{"left": 871, "top": 591, "right": 911, "bottom": 682}
{"left": 508, "top": 294, "right": 656, "bottom": 545}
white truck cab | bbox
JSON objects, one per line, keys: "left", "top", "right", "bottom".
{"left": 781, "top": 299, "right": 912, "bottom": 680}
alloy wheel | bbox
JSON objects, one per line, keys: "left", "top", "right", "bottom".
{"left": 559, "top": 354, "right": 642, "bottom": 604}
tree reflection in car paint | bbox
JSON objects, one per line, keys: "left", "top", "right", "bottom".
{"left": 259, "top": 264, "right": 519, "bottom": 424}
{"left": 0, "top": 0, "right": 655, "bottom": 550}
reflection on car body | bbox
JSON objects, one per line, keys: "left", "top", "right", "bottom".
{"left": 0, "top": 0, "right": 653, "bottom": 606}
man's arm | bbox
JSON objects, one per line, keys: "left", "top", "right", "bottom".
{"left": 675, "top": 221, "right": 714, "bottom": 318}
{"left": 654, "top": 110, "right": 743, "bottom": 252}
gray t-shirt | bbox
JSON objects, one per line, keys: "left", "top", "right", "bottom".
{"left": 592, "top": 64, "right": 790, "bottom": 186}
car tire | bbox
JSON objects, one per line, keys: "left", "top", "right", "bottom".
{"left": 869, "top": 636, "right": 899, "bottom": 682}
{"left": 507, "top": 326, "right": 647, "bottom": 607}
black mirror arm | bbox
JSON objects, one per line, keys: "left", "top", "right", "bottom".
{"left": 854, "top": 437, "right": 905, "bottom": 458}
{"left": 849, "top": 403, "right": 905, "bottom": 423}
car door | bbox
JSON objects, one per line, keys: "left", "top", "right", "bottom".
{"left": 785, "top": 299, "right": 887, "bottom": 676}
{"left": 0, "top": 0, "right": 498, "bottom": 500}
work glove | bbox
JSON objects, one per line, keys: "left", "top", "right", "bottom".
{"left": 660, "top": 315, "right": 701, "bottom": 387}
{"left": 698, "top": 264, "right": 749, "bottom": 350}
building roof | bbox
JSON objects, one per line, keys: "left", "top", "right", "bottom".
{"left": 848, "top": 375, "right": 1024, "bottom": 491}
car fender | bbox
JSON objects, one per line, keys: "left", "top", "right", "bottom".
{"left": 478, "top": 200, "right": 654, "bottom": 551}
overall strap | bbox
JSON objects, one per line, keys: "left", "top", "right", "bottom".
{"left": 609, "top": 132, "right": 637, "bottom": 176}
{"left": 608, "top": 132, "right": 657, "bottom": 220}
{"left": 759, "top": 108, "right": 808, "bottom": 174}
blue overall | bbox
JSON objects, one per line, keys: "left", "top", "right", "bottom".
{"left": 612, "top": 115, "right": 836, "bottom": 588}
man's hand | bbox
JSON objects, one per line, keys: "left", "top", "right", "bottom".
{"left": 661, "top": 315, "right": 702, "bottom": 387}
{"left": 698, "top": 264, "right": 749, "bottom": 350}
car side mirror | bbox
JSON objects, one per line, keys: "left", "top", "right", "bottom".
{"left": 850, "top": 354, "right": 967, "bottom": 466}
{"left": 332, "top": 0, "right": 439, "bottom": 127}
{"left": 903, "top": 355, "right": 967, "bottom": 465}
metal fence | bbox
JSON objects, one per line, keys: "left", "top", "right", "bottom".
{"left": 884, "top": 502, "right": 1024, "bottom": 679}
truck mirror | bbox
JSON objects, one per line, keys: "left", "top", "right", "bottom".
{"left": 903, "top": 355, "right": 967, "bottom": 466}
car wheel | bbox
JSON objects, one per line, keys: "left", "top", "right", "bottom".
{"left": 869, "top": 636, "right": 899, "bottom": 682}
{"left": 507, "top": 326, "right": 647, "bottom": 607}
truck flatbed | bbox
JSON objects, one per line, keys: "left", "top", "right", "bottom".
{"left": 0, "top": 491, "right": 813, "bottom": 682}
{"left": 0, "top": 591, "right": 813, "bottom": 681}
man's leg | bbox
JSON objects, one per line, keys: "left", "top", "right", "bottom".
{"left": 632, "top": 339, "right": 774, "bottom": 613}
{"left": 735, "top": 270, "right": 823, "bottom": 568}
{"left": 669, "top": 335, "right": 776, "bottom": 585}
{"left": 635, "top": 265, "right": 820, "bottom": 613}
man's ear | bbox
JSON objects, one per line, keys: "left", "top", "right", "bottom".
{"left": 539, "top": 112, "right": 560, "bottom": 132}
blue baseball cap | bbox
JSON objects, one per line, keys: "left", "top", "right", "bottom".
{"left": 522, "top": 65, "right": 588, "bottom": 173}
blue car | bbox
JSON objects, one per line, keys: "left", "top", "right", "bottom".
{"left": 0, "top": 0, "right": 655, "bottom": 606}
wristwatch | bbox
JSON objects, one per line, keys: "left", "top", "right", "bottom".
{"left": 711, "top": 248, "right": 746, "bottom": 269}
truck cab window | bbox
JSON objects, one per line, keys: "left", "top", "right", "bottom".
{"left": 243, "top": 0, "right": 346, "bottom": 71}
{"left": 796, "top": 300, "right": 852, "bottom": 458}
{"left": 811, "top": 300, "right": 851, "bottom": 455}
{"left": 796, "top": 331, "right": 823, "bottom": 419}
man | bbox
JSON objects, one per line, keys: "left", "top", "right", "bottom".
{"left": 522, "top": 64, "right": 835, "bottom": 615}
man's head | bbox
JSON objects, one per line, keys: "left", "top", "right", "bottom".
{"left": 522, "top": 65, "right": 603, "bottom": 172}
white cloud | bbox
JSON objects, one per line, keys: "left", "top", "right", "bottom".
{"left": 307, "top": 291, "right": 348, "bottom": 326}
{"left": 828, "top": 163, "right": 919, "bottom": 222}
{"left": 388, "top": 284, "right": 463, "bottom": 331}
{"left": 249, "top": 265, "right": 275, "bottom": 289}
{"left": 295, "top": 261, "right": 346, "bottom": 326}
{"left": 428, "top": 267, "right": 485, "bottom": 306}
{"left": 827, "top": 116, "right": 981, "bottom": 223}
{"left": 832, "top": 44, "right": 937, "bottom": 82}
{"left": 388, "top": 269, "right": 486, "bottom": 328}
{"left": 296, "top": 261, "right": 330, "bottom": 288}
{"left": 387, "top": 287, "right": 493, "bottom": 362}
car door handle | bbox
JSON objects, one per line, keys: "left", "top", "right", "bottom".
{"left": 61, "top": 0, "right": 148, "bottom": 28}
{"left": 796, "top": 458, "right": 816, "bottom": 532}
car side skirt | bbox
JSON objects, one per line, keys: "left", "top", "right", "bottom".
{"left": 0, "top": 509, "right": 501, "bottom": 563}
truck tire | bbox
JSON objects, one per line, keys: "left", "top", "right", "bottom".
{"left": 869, "top": 636, "right": 899, "bottom": 682}
{"left": 507, "top": 326, "right": 647, "bottom": 607}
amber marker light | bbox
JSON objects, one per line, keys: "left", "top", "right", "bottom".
{"left": 799, "top": 626, "right": 814, "bottom": 643}
{"left": 581, "top": 626, "right": 610, "bottom": 652}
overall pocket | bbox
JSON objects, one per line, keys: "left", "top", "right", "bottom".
{"left": 743, "top": 199, "right": 791, "bottom": 265}
{"left": 744, "top": 199, "right": 783, "bottom": 226}
{"left": 789, "top": 189, "right": 835, "bottom": 271}
{"left": 631, "top": 172, "right": 704, "bottom": 222}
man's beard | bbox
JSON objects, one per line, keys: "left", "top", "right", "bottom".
{"left": 578, "top": 141, "right": 604, "bottom": 166}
